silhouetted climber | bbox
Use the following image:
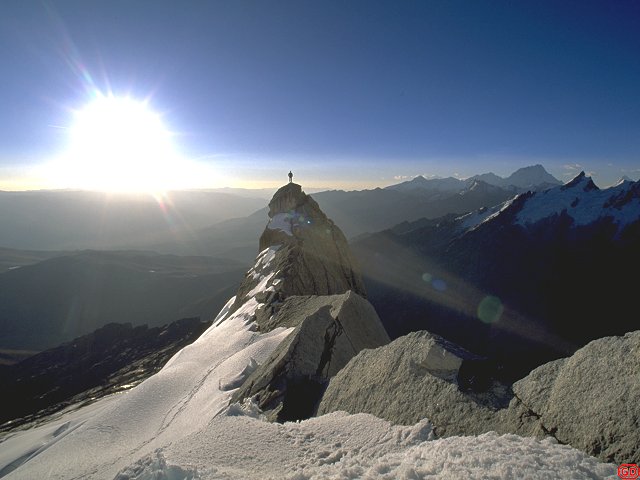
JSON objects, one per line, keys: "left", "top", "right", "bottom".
{"left": 288, "top": 171, "right": 293, "bottom": 183}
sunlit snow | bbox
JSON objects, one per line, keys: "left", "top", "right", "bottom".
{"left": 0, "top": 240, "right": 618, "bottom": 479}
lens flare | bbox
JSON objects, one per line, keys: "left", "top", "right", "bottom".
{"left": 477, "top": 295, "right": 504, "bottom": 324}
{"left": 431, "top": 278, "right": 447, "bottom": 292}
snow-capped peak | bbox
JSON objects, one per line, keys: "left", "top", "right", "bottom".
{"left": 513, "top": 172, "right": 639, "bottom": 228}
{"left": 386, "top": 175, "right": 464, "bottom": 192}
{"left": 456, "top": 172, "right": 640, "bottom": 233}
{"left": 505, "top": 164, "right": 562, "bottom": 189}
{"left": 559, "top": 171, "right": 598, "bottom": 192}
{"left": 614, "top": 175, "right": 634, "bottom": 187}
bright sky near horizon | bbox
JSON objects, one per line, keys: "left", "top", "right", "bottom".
{"left": 0, "top": 1, "right": 638, "bottom": 191}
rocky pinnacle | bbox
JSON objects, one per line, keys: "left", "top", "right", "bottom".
{"left": 232, "top": 183, "right": 366, "bottom": 316}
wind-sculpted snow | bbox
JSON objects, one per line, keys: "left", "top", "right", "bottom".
{"left": 115, "top": 412, "right": 615, "bottom": 480}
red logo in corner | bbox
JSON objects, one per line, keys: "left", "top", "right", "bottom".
{"left": 618, "top": 464, "right": 639, "bottom": 479}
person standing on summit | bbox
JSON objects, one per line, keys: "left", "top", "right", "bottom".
{"left": 288, "top": 171, "right": 293, "bottom": 183}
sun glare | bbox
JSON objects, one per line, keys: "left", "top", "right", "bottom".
{"left": 51, "top": 94, "right": 206, "bottom": 193}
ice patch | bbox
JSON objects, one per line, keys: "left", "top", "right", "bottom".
{"left": 267, "top": 213, "right": 293, "bottom": 235}
{"left": 222, "top": 398, "right": 265, "bottom": 420}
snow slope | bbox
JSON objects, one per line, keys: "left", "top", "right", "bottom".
{"left": 1, "top": 404, "right": 616, "bottom": 479}
{"left": 458, "top": 172, "right": 640, "bottom": 232}
{"left": 0, "top": 243, "right": 618, "bottom": 479}
{"left": 0, "top": 246, "right": 293, "bottom": 479}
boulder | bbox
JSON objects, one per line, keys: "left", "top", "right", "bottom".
{"left": 317, "top": 331, "right": 511, "bottom": 436}
{"left": 317, "top": 328, "right": 640, "bottom": 465}
{"left": 232, "top": 291, "right": 389, "bottom": 421}
{"left": 510, "top": 331, "right": 640, "bottom": 464}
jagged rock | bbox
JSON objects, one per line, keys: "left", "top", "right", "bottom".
{"left": 510, "top": 331, "right": 640, "bottom": 464}
{"left": 317, "top": 328, "right": 640, "bottom": 465}
{"left": 232, "top": 183, "right": 365, "bottom": 313}
{"left": 317, "top": 331, "right": 511, "bottom": 436}
{"left": 232, "top": 291, "right": 389, "bottom": 421}
{"left": 217, "top": 183, "right": 389, "bottom": 423}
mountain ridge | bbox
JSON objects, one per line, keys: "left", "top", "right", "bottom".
{"left": 387, "top": 164, "right": 561, "bottom": 194}
{"left": 352, "top": 172, "right": 640, "bottom": 378}
{"left": 0, "top": 181, "right": 626, "bottom": 479}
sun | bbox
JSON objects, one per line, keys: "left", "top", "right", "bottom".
{"left": 56, "top": 94, "right": 189, "bottom": 193}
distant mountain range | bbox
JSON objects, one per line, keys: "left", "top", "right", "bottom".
{"left": 386, "top": 164, "right": 561, "bottom": 194}
{"left": 353, "top": 172, "right": 640, "bottom": 379}
{"left": 0, "top": 165, "right": 567, "bottom": 352}
{"left": 0, "top": 317, "right": 212, "bottom": 429}
{"left": 308, "top": 165, "right": 560, "bottom": 239}
{"left": 0, "top": 250, "right": 245, "bottom": 350}
{"left": 131, "top": 165, "right": 564, "bottom": 261}
{"left": 0, "top": 190, "right": 265, "bottom": 251}
{"left": 0, "top": 166, "right": 561, "bottom": 259}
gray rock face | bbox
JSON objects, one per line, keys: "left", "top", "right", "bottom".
{"left": 229, "top": 183, "right": 368, "bottom": 326}
{"left": 317, "top": 331, "right": 511, "bottom": 436}
{"left": 232, "top": 291, "right": 389, "bottom": 421}
{"left": 317, "top": 328, "right": 640, "bottom": 465}
{"left": 250, "top": 183, "right": 365, "bottom": 300}
{"left": 511, "top": 331, "right": 640, "bottom": 464}
{"left": 221, "top": 183, "right": 388, "bottom": 422}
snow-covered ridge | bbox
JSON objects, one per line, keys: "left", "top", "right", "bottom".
{"left": 458, "top": 196, "right": 518, "bottom": 231}
{"left": 457, "top": 172, "right": 640, "bottom": 232}
{"left": 244, "top": 245, "right": 282, "bottom": 299}
{"left": 514, "top": 172, "right": 640, "bottom": 228}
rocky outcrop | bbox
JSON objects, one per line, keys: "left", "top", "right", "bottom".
{"left": 317, "top": 329, "right": 640, "bottom": 465}
{"left": 220, "top": 183, "right": 389, "bottom": 421}
{"left": 507, "top": 331, "right": 640, "bottom": 464}
{"left": 317, "top": 331, "right": 511, "bottom": 436}
{"left": 232, "top": 291, "right": 389, "bottom": 421}
{"left": 232, "top": 183, "right": 365, "bottom": 313}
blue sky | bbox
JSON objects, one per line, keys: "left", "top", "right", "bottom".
{"left": 0, "top": 1, "right": 639, "bottom": 190}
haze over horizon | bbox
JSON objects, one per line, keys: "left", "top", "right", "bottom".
{"left": 1, "top": 1, "right": 638, "bottom": 191}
